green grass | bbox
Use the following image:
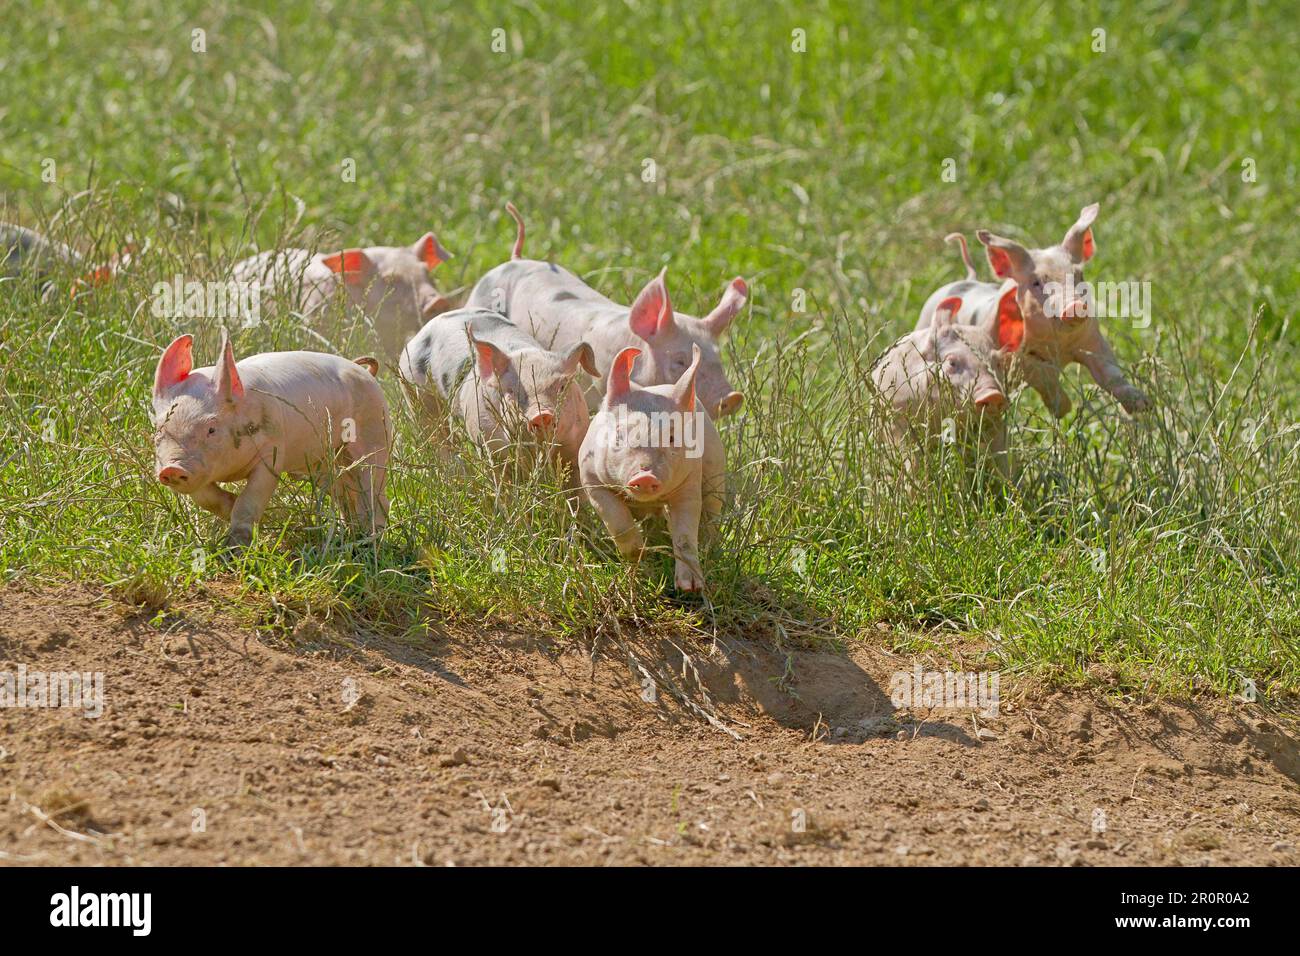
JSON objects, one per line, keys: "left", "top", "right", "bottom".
{"left": 1, "top": 0, "right": 1297, "bottom": 699}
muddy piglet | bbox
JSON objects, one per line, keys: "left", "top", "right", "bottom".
{"left": 399, "top": 307, "right": 597, "bottom": 482}
{"left": 579, "top": 345, "right": 725, "bottom": 591}
{"left": 874, "top": 283, "right": 1024, "bottom": 476}
{"left": 152, "top": 330, "right": 391, "bottom": 546}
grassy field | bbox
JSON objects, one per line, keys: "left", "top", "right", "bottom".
{"left": 1, "top": 0, "right": 1297, "bottom": 699}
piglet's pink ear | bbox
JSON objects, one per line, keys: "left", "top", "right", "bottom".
{"left": 977, "top": 231, "right": 1031, "bottom": 280}
{"left": 422, "top": 294, "right": 454, "bottom": 319}
{"left": 413, "top": 232, "right": 452, "bottom": 270}
{"left": 628, "top": 269, "right": 673, "bottom": 341}
{"left": 995, "top": 279, "right": 1024, "bottom": 352}
{"left": 320, "top": 249, "right": 373, "bottom": 286}
{"left": 471, "top": 335, "right": 510, "bottom": 381}
{"left": 1062, "top": 203, "right": 1099, "bottom": 264}
{"left": 215, "top": 330, "right": 245, "bottom": 402}
{"left": 673, "top": 344, "right": 702, "bottom": 411}
{"left": 565, "top": 342, "right": 599, "bottom": 377}
{"left": 988, "top": 248, "right": 1012, "bottom": 277}
{"left": 934, "top": 296, "right": 962, "bottom": 326}
{"left": 702, "top": 277, "right": 747, "bottom": 338}
{"left": 154, "top": 334, "right": 193, "bottom": 397}
{"left": 607, "top": 347, "right": 640, "bottom": 401}
{"left": 70, "top": 242, "right": 138, "bottom": 297}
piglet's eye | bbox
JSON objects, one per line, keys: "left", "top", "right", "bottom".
{"left": 208, "top": 427, "right": 217, "bottom": 435}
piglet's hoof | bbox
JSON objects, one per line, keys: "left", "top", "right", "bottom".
{"left": 1117, "top": 386, "right": 1152, "bottom": 415}
{"left": 1047, "top": 393, "right": 1073, "bottom": 419}
{"left": 674, "top": 561, "right": 706, "bottom": 593}
{"left": 615, "top": 533, "right": 646, "bottom": 564}
{"left": 224, "top": 525, "right": 253, "bottom": 550}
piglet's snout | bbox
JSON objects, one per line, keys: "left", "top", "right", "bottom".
{"left": 527, "top": 409, "right": 555, "bottom": 432}
{"left": 974, "top": 390, "right": 1006, "bottom": 412}
{"left": 156, "top": 464, "right": 190, "bottom": 485}
{"left": 715, "top": 391, "right": 744, "bottom": 418}
{"left": 1055, "top": 281, "right": 1093, "bottom": 322}
{"left": 626, "top": 471, "right": 661, "bottom": 494}
{"left": 1060, "top": 299, "right": 1089, "bottom": 322}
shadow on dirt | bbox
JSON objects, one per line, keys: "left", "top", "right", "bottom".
{"left": 601, "top": 631, "right": 975, "bottom": 747}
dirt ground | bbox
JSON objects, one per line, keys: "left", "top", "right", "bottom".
{"left": 0, "top": 584, "right": 1296, "bottom": 866}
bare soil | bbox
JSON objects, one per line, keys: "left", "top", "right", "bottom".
{"left": 1, "top": 585, "right": 1296, "bottom": 866}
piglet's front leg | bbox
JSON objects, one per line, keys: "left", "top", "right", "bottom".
{"left": 585, "top": 485, "right": 645, "bottom": 562}
{"left": 982, "top": 418, "right": 1011, "bottom": 482}
{"left": 667, "top": 489, "right": 705, "bottom": 593}
{"left": 1017, "top": 352, "right": 1073, "bottom": 418}
{"left": 1074, "top": 333, "right": 1151, "bottom": 414}
{"left": 191, "top": 483, "right": 236, "bottom": 522}
{"left": 226, "top": 465, "right": 280, "bottom": 548}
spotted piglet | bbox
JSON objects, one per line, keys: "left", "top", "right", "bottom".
{"left": 398, "top": 307, "right": 597, "bottom": 484}
{"left": 465, "top": 204, "right": 748, "bottom": 420}
{"left": 579, "top": 345, "right": 725, "bottom": 592}
{"left": 151, "top": 330, "right": 391, "bottom": 546}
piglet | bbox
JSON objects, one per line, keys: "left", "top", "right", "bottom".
{"left": 152, "top": 330, "right": 391, "bottom": 546}
{"left": 2, "top": 222, "right": 79, "bottom": 278}
{"left": 232, "top": 232, "right": 454, "bottom": 359}
{"left": 579, "top": 345, "right": 725, "bottom": 591}
{"left": 399, "top": 307, "right": 596, "bottom": 482}
{"left": 918, "top": 204, "right": 1149, "bottom": 416}
{"left": 875, "top": 283, "right": 1024, "bottom": 476}
{"left": 2, "top": 221, "right": 134, "bottom": 294}
{"left": 465, "top": 204, "right": 747, "bottom": 419}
